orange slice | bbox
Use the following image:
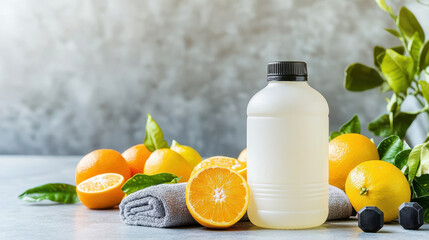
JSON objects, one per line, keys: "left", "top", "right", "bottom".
{"left": 76, "top": 173, "right": 125, "bottom": 209}
{"left": 186, "top": 166, "right": 249, "bottom": 228}
{"left": 191, "top": 156, "right": 247, "bottom": 180}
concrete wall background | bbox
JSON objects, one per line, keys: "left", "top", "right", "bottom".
{"left": 0, "top": 0, "right": 428, "bottom": 157}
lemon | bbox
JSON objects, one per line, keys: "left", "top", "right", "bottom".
{"left": 345, "top": 160, "right": 411, "bottom": 222}
{"left": 329, "top": 133, "right": 379, "bottom": 190}
{"left": 170, "top": 140, "right": 202, "bottom": 169}
{"left": 144, "top": 149, "right": 192, "bottom": 182}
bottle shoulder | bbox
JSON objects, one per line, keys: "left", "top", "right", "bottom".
{"left": 247, "top": 82, "right": 329, "bottom": 116}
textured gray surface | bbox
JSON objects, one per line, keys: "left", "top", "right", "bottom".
{"left": 0, "top": 0, "right": 428, "bottom": 156}
{"left": 2, "top": 155, "right": 429, "bottom": 239}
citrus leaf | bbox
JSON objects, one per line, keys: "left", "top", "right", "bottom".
{"left": 397, "top": 7, "right": 425, "bottom": 42}
{"left": 420, "top": 41, "right": 429, "bottom": 71}
{"left": 408, "top": 144, "right": 424, "bottom": 182}
{"left": 417, "top": 142, "right": 429, "bottom": 177}
{"left": 121, "top": 173, "right": 179, "bottom": 195}
{"left": 413, "top": 174, "right": 429, "bottom": 197}
{"left": 143, "top": 114, "right": 169, "bottom": 152}
{"left": 375, "top": 0, "right": 395, "bottom": 17}
{"left": 377, "top": 135, "right": 403, "bottom": 164}
{"left": 384, "top": 28, "right": 401, "bottom": 38}
{"left": 368, "top": 114, "right": 392, "bottom": 137}
{"left": 329, "top": 115, "right": 360, "bottom": 140}
{"left": 18, "top": 183, "right": 78, "bottom": 204}
{"left": 394, "top": 149, "right": 412, "bottom": 172}
{"left": 381, "top": 49, "right": 413, "bottom": 94}
{"left": 408, "top": 32, "right": 423, "bottom": 64}
{"left": 374, "top": 46, "right": 385, "bottom": 69}
{"left": 344, "top": 63, "right": 384, "bottom": 91}
{"left": 419, "top": 80, "right": 429, "bottom": 103}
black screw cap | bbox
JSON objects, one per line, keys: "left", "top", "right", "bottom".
{"left": 358, "top": 206, "right": 384, "bottom": 233}
{"left": 399, "top": 202, "right": 424, "bottom": 230}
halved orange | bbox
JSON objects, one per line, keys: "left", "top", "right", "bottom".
{"left": 76, "top": 173, "right": 125, "bottom": 209}
{"left": 186, "top": 166, "right": 249, "bottom": 228}
{"left": 191, "top": 156, "right": 247, "bottom": 180}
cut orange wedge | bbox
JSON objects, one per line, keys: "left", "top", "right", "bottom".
{"left": 186, "top": 166, "right": 249, "bottom": 228}
{"left": 191, "top": 156, "right": 247, "bottom": 180}
{"left": 76, "top": 173, "right": 125, "bottom": 209}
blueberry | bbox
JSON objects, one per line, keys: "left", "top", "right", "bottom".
{"left": 358, "top": 206, "right": 384, "bottom": 233}
{"left": 398, "top": 202, "right": 424, "bottom": 230}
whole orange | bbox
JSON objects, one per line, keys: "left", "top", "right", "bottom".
{"left": 122, "top": 144, "right": 151, "bottom": 176}
{"left": 75, "top": 149, "right": 131, "bottom": 185}
{"left": 329, "top": 133, "right": 379, "bottom": 190}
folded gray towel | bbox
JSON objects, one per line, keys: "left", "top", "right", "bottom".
{"left": 327, "top": 185, "right": 353, "bottom": 220}
{"left": 120, "top": 183, "right": 352, "bottom": 228}
{"left": 120, "top": 183, "right": 197, "bottom": 228}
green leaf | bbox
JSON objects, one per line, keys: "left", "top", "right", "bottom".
{"left": 379, "top": 81, "right": 393, "bottom": 92}
{"left": 394, "top": 149, "right": 412, "bottom": 172}
{"left": 377, "top": 135, "right": 403, "bottom": 164}
{"left": 329, "top": 115, "right": 360, "bottom": 140}
{"left": 408, "top": 32, "right": 423, "bottom": 64}
{"left": 413, "top": 174, "right": 429, "bottom": 197}
{"left": 143, "top": 114, "right": 169, "bottom": 152}
{"left": 381, "top": 49, "right": 414, "bottom": 94}
{"left": 18, "top": 183, "right": 78, "bottom": 204}
{"left": 384, "top": 28, "right": 401, "bottom": 38}
{"left": 344, "top": 63, "right": 384, "bottom": 91}
{"left": 368, "top": 114, "right": 392, "bottom": 137}
{"left": 393, "top": 111, "right": 419, "bottom": 138}
{"left": 420, "top": 41, "right": 429, "bottom": 71}
{"left": 408, "top": 144, "right": 424, "bottom": 182}
{"left": 419, "top": 80, "right": 429, "bottom": 103}
{"left": 417, "top": 142, "right": 429, "bottom": 177}
{"left": 391, "top": 46, "right": 406, "bottom": 55}
{"left": 412, "top": 196, "right": 429, "bottom": 223}
{"left": 397, "top": 7, "right": 425, "bottom": 42}
{"left": 375, "top": 0, "right": 395, "bottom": 17}
{"left": 368, "top": 112, "right": 418, "bottom": 138}
{"left": 374, "top": 46, "right": 385, "bottom": 69}
{"left": 121, "top": 173, "right": 180, "bottom": 195}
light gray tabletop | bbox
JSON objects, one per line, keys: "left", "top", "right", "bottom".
{"left": 1, "top": 155, "right": 428, "bottom": 239}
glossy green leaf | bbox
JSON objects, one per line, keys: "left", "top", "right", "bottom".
{"left": 121, "top": 173, "right": 180, "bottom": 195}
{"left": 368, "top": 114, "right": 392, "bottom": 137}
{"left": 368, "top": 112, "right": 419, "bottom": 138}
{"left": 413, "top": 174, "right": 429, "bottom": 197}
{"left": 391, "top": 46, "right": 406, "bottom": 55}
{"left": 420, "top": 41, "right": 429, "bottom": 71}
{"left": 394, "top": 149, "right": 412, "bottom": 172}
{"left": 374, "top": 46, "right": 385, "bottom": 69}
{"left": 408, "top": 32, "right": 423, "bottom": 64}
{"left": 408, "top": 144, "right": 424, "bottom": 182}
{"left": 384, "top": 28, "right": 401, "bottom": 38}
{"left": 381, "top": 49, "right": 413, "bottom": 94}
{"left": 18, "top": 183, "right": 78, "bottom": 204}
{"left": 377, "top": 135, "right": 403, "bottom": 164}
{"left": 143, "top": 114, "right": 169, "bottom": 152}
{"left": 419, "top": 80, "right": 429, "bottom": 103}
{"left": 417, "top": 142, "right": 429, "bottom": 177}
{"left": 329, "top": 115, "right": 360, "bottom": 140}
{"left": 345, "top": 63, "right": 384, "bottom": 91}
{"left": 397, "top": 7, "right": 425, "bottom": 42}
{"left": 412, "top": 196, "right": 429, "bottom": 223}
{"left": 375, "top": 0, "right": 395, "bottom": 17}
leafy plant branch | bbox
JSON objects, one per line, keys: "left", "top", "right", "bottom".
{"left": 345, "top": 0, "right": 429, "bottom": 140}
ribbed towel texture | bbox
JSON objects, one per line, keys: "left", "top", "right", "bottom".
{"left": 120, "top": 183, "right": 352, "bottom": 228}
{"left": 120, "top": 183, "right": 197, "bottom": 227}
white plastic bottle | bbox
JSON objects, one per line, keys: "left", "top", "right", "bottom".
{"left": 247, "top": 61, "right": 329, "bottom": 229}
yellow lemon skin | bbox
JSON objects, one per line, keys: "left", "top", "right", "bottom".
{"left": 170, "top": 140, "right": 203, "bottom": 169}
{"left": 329, "top": 133, "right": 379, "bottom": 190}
{"left": 345, "top": 160, "right": 411, "bottom": 222}
{"left": 144, "top": 149, "right": 192, "bottom": 182}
